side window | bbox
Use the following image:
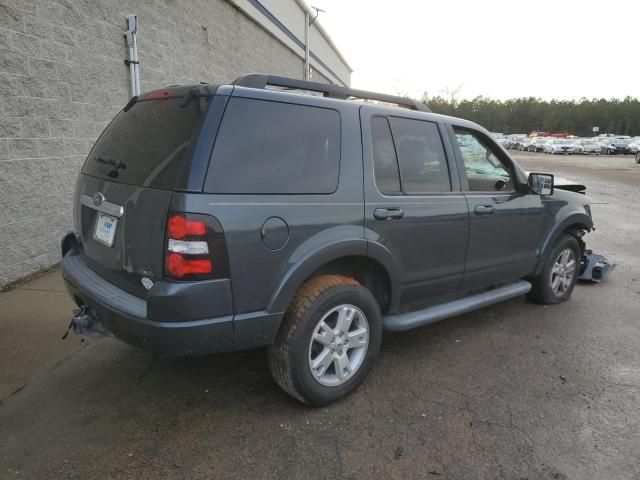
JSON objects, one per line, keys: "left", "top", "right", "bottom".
{"left": 388, "top": 117, "right": 451, "bottom": 193}
{"left": 371, "top": 116, "right": 401, "bottom": 194}
{"left": 454, "top": 129, "right": 514, "bottom": 192}
{"left": 205, "top": 98, "right": 340, "bottom": 194}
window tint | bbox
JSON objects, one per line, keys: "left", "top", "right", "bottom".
{"left": 82, "top": 97, "right": 208, "bottom": 189}
{"left": 205, "top": 98, "right": 340, "bottom": 194}
{"left": 454, "top": 129, "right": 514, "bottom": 192}
{"left": 371, "top": 116, "right": 401, "bottom": 194}
{"left": 388, "top": 117, "right": 451, "bottom": 193}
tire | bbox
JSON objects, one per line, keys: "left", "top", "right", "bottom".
{"left": 268, "top": 275, "right": 382, "bottom": 406}
{"left": 636, "top": 152, "right": 640, "bottom": 164}
{"left": 528, "top": 233, "right": 581, "bottom": 305}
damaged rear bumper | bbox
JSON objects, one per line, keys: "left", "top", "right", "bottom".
{"left": 578, "top": 250, "right": 615, "bottom": 283}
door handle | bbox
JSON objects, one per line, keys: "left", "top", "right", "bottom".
{"left": 374, "top": 208, "right": 404, "bottom": 221}
{"left": 474, "top": 205, "right": 495, "bottom": 215}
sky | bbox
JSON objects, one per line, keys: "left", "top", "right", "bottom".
{"left": 312, "top": 0, "right": 640, "bottom": 101}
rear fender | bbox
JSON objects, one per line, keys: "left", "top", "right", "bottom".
{"left": 266, "top": 230, "right": 402, "bottom": 316}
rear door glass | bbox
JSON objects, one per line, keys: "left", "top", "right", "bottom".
{"left": 371, "top": 116, "right": 401, "bottom": 194}
{"left": 388, "top": 117, "right": 451, "bottom": 193}
{"left": 82, "top": 97, "right": 209, "bottom": 190}
{"left": 205, "top": 97, "right": 340, "bottom": 194}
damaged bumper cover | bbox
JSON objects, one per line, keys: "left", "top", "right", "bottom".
{"left": 578, "top": 250, "right": 616, "bottom": 283}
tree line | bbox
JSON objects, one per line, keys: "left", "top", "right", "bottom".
{"left": 422, "top": 96, "right": 640, "bottom": 137}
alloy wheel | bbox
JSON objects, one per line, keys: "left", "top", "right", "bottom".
{"left": 550, "top": 248, "right": 577, "bottom": 297}
{"left": 308, "top": 304, "right": 370, "bottom": 386}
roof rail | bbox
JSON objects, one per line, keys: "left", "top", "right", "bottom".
{"left": 233, "top": 74, "right": 431, "bottom": 113}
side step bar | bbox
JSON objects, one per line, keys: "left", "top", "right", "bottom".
{"left": 383, "top": 280, "right": 532, "bottom": 332}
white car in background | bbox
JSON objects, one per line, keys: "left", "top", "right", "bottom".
{"left": 518, "top": 137, "right": 532, "bottom": 151}
{"left": 527, "top": 137, "right": 550, "bottom": 152}
{"left": 627, "top": 137, "right": 640, "bottom": 154}
{"left": 573, "top": 139, "right": 600, "bottom": 154}
{"left": 543, "top": 138, "right": 574, "bottom": 154}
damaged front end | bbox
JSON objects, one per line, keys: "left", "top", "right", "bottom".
{"left": 578, "top": 250, "right": 615, "bottom": 283}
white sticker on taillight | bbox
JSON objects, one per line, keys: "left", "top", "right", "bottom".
{"left": 167, "top": 239, "right": 209, "bottom": 255}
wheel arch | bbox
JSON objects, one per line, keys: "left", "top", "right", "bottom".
{"left": 535, "top": 213, "right": 593, "bottom": 276}
{"left": 267, "top": 240, "right": 402, "bottom": 317}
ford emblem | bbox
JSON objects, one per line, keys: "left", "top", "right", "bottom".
{"left": 93, "top": 192, "right": 105, "bottom": 206}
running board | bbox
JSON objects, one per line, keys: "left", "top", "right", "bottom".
{"left": 383, "top": 280, "right": 532, "bottom": 332}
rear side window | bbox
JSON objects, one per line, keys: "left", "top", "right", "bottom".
{"left": 82, "top": 97, "right": 208, "bottom": 190}
{"left": 371, "top": 116, "right": 401, "bottom": 194}
{"left": 205, "top": 98, "right": 340, "bottom": 194}
{"left": 388, "top": 117, "right": 451, "bottom": 193}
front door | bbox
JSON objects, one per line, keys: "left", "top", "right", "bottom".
{"left": 360, "top": 106, "right": 469, "bottom": 309}
{"left": 449, "top": 127, "right": 546, "bottom": 291}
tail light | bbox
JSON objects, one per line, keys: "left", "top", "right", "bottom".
{"left": 164, "top": 212, "right": 230, "bottom": 281}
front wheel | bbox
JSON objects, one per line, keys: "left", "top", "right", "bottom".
{"left": 268, "top": 275, "right": 382, "bottom": 406}
{"left": 528, "top": 233, "right": 581, "bottom": 304}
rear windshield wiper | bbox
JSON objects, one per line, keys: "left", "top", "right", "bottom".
{"left": 94, "top": 156, "right": 126, "bottom": 170}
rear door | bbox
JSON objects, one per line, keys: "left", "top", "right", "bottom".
{"left": 74, "top": 94, "right": 211, "bottom": 296}
{"left": 449, "top": 126, "right": 546, "bottom": 290}
{"left": 361, "top": 106, "right": 469, "bottom": 308}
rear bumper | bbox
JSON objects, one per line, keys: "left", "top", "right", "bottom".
{"left": 60, "top": 234, "right": 282, "bottom": 356}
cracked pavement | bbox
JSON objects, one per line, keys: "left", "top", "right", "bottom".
{"left": 1, "top": 152, "right": 639, "bottom": 479}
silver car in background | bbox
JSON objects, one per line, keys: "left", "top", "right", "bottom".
{"left": 573, "top": 139, "right": 601, "bottom": 154}
{"left": 627, "top": 137, "right": 640, "bottom": 154}
{"left": 527, "top": 137, "right": 549, "bottom": 152}
{"left": 543, "top": 138, "right": 574, "bottom": 155}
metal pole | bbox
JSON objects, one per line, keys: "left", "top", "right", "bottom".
{"left": 132, "top": 29, "right": 140, "bottom": 96}
{"left": 304, "top": 12, "right": 310, "bottom": 80}
{"left": 125, "top": 31, "right": 135, "bottom": 98}
{"left": 125, "top": 15, "right": 139, "bottom": 98}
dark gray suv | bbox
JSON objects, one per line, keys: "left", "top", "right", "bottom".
{"left": 61, "top": 74, "right": 601, "bottom": 405}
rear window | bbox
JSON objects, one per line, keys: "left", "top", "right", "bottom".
{"left": 205, "top": 97, "right": 340, "bottom": 194}
{"left": 81, "top": 97, "right": 209, "bottom": 189}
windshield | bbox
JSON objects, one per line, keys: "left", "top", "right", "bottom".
{"left": 82, "top": 97, "right": 209, "bottom": 189}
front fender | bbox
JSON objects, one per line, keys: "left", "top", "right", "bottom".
{"left": 535, "top": 211, "right": 593, "bottom": 275}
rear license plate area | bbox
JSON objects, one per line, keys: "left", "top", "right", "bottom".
{"left": 93, "top": 212, "right": 118, "bottom": 247}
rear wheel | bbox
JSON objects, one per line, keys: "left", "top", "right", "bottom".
{"left": 528, "top": 233, "right": 581, "bottom": 304}
{"left": 268, "top": 275, "right": 382, "bottom": 406}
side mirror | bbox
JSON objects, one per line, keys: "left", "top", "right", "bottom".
{"left": 528, "top": 172, "right": 554, "bottom": 195}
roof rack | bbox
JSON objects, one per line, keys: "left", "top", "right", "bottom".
{"left": 233, "top": 74, "right": 431, "bottom": 113}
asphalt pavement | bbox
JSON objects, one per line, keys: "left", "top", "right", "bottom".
{"left": 1, "top": 152, "right": 639, "bottom": 479}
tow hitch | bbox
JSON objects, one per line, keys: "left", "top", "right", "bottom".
{"left": 578, "top": 250, "right": 616, "bottom": 283}
{"left": 62, "top": 305, "right": 109, "bottom": 339}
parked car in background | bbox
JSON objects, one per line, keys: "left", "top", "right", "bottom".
{"left": 627, "top": 137, "right": 640, "bottom": 154}
{"left": 573, "top": 139, "right": 600, "bottom": 155}
{"left": 544, "top": 138, "right": 574, "bottom": 154}
{"left": 599, "top": 137, "right": 631, "bottom": 155}
{"left": 528, "top": 137, "right": 549, "bottom": 152}
{"left": 517, "top": 137, "right": 532, "bottom": 151}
